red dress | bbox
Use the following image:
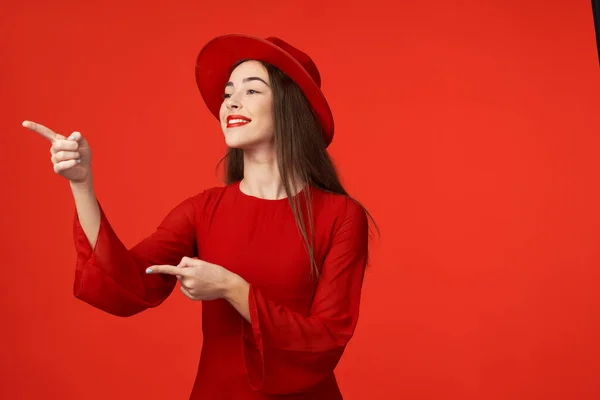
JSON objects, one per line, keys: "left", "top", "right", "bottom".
{"left": 72, "top": 181, "right": 369, "bottom": 399}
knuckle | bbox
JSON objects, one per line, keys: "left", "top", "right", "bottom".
{"left": 57, "top": 140, "right": 75, "bottom": 151}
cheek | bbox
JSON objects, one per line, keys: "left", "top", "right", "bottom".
{"left": 219, "top": 103, "right": 227, "bottom": 123}
{"left": 258, "top": 101, "right": 274, "bottom": 129}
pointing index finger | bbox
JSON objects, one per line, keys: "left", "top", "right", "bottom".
{"left": 146, "top": 265, "right": 189, "bottom": 276}
{"left": 22, "top": 120, "right": 59, "bottom": 142}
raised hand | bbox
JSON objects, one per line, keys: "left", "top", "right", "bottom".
{"left": 22, "top": 120, "right": 92, "bottom": 184}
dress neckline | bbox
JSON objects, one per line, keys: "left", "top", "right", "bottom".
{"left": 234, "top": 180, "right": 309, "bottom": 203}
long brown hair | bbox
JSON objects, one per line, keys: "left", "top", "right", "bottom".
{"left": 219, "top": 60, "right": 379, "bottom": 278}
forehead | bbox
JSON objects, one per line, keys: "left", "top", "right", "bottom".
{"left": 228, "top": 60, "right": 269, "bottom": 82}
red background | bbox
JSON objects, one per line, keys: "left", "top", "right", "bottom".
{"left": 1, "top": 0, "right": 599, "bottom": 399}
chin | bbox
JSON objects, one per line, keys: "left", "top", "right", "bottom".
{"left": 224, "top": 135, "right": 254, "bottom": 149}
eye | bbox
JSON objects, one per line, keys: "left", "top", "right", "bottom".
{"left": 223, "top": 93, "right": 232, "bottom": 99}
{"left": 247, "top": 89, "right": 259, "bottom": 95}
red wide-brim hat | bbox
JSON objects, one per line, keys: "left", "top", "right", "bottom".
{"left": 195, "top": 34, "right": 335, "bottom": 147}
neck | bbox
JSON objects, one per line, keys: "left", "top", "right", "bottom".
{"left": 240, "top": 148, "right": 304, "bottom": 200}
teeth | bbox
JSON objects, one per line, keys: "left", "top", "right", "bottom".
{"left": 229, "top": 119, "right": 249, "bottom": 124}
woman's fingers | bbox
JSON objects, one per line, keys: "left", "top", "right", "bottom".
{"left": 51, "top": 150, "right": 80, "bottom": 163}
{"left": 23, "top": 120, "right": 91, "bottom": 183}
{"left": 22, "top": 120, "right": 64, "bottom": 142}
{"left": 177, "top": 256, "right": 196, "bottom": 268}
{"left": 180, "top": 285, "right": 194, "bottom": 300}
{"left": 50, "top": 135, "right": 80, "bottom": 155}
{"left": 53, "top": 159, "right": 79, "bottom": 174}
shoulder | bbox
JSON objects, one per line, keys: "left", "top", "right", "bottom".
{"left": 167, "top": 184, "right": 229, "bottom": 212}
{"left": 189, "top": 183, "right": 241, "bottom": 201}
{"left": 311, "top": 186, "right": 366, "bottom": 216}
{"left": 310, "top": 187, "right": 368, "bottom": 232}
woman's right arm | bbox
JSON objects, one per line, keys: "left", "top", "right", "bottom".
{"left": 70, "top": 179, "right": 100, "bottom": 249}
{"left": 71, "top": 190, "right": 199, "bottom": 318}
{"left": 23, "top": 120, "right": 197, "bottom": 317}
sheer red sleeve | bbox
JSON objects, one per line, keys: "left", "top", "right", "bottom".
{"left": 241, "top": 198, "right": 369, "bottom": 394}
{"left": 72, "top": 196, "right": 199, "bottom": 317}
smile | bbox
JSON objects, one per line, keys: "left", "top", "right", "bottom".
{"left": 227, "top": 115, "right": 251, "bottom": 128}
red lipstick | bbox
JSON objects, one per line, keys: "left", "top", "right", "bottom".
{"left": 226, "top": 115, "right": 251, "bottom": 128}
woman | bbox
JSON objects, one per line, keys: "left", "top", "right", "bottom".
{"left": 23, "top": 34, "right": 376, "bottom": 399}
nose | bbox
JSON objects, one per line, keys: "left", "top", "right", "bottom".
{"left": 225, "top": 96, "right": 242, "bottom": 111}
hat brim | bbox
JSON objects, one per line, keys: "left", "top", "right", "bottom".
{"left": 195, "top": 34, "right": 334, "bottom": 147}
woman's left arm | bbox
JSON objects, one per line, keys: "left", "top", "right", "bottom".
{"left": 148, "top": 198, "right": 369, "bottom": 394}
{"left": 225, "top": 199, "right": 369, "bottom": 395}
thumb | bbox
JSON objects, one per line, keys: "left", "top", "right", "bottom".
{"left": 177, "top": 257, "right": 198, "bottom": 269}
{"left": 67, "top": 131, "right": 88, "bottom": 145}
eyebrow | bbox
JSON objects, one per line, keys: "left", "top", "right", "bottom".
{"left": 225, "top": 77, "right": 270, "bottom": 88}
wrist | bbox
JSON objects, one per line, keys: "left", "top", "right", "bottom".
{"left": 70, "top": 177, "right": 94, "bottom": 192}
{"left": 222, "top": 273, "right": 248, "bottom": 302}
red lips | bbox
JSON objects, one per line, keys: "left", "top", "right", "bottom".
{"left": 226, "top": 114, "right": 251, "bottom": 128}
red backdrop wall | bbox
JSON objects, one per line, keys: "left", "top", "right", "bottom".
{"left": 1, "top": 0, "right": 599, "bottom": 399}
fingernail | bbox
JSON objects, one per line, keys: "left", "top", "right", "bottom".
{"left": 146, "top": 268, "right": 152, "bottom": 274}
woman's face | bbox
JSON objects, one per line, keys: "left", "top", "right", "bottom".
{"left": 220, "top": 60, "right": 275, "bottom": 150}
